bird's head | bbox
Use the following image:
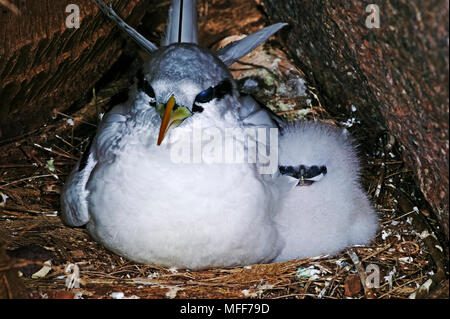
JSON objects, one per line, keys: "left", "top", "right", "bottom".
{"left": 140, "top": 44, "right": 238, "bottom": 145}
{"left": 93, "top": 0, "right": 287, "bottom": 145}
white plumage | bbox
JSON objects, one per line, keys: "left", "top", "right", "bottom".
{"left": 61, "top": 0, "right": 286, "bottom": 269}
{"left": 60, "top": 0, "right": 378, "bottom": 269}
{"left": 83, "top": 78, "right": 282, "bottom": 269}
{"left": 273, "top": 121, "right": 379, "bottom": 261}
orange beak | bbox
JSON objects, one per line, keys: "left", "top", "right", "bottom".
{"left": 156, "top": 95, "right": 192, "bottom": 146}
{"left": 157, "top": 95, "right": 176, "bottom": 146}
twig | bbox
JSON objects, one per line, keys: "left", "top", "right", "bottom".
{"left": 32, "top": 143, "right": 78, "bottom": 160}
{"left": 19, "top": 146, "right": 43, "bottom": 167}
{"left": 361, "top": 244, "right": 392, "bottom": 262}
{"left": 347, "top": 249, "right": 375, "bottom": 298}
{"left": 54, "top": 111, "right": 97, "bottom": 127}
{"left": 0, "top": 174, "right": 55, "bottom": 188}
{"left": 385, "top": 169, "right": 412, "bottom": 179}
{"left": 0, "top": 162, "right": 71, "bottom": 169}
{"left": 0, "top": 0, "right": 19, "bottom": 15}
{"left": 2, "top": 205, "right": 57, "bottom": 216}
{"left": 373, "top": 166, "right": 386, "bottom": 202}
{"left": 272, "top": 293, "right": 304, "bottom": 299}
{"left": 378, "top": 275, "right": 427, "bottom": 299}
{"left": 0, "top": 164, "right": 39, "bottom": 169}
{"left": 55, "top": 134, "right": 75, "bottom": 150}
{"left": 381, "top": 209, "right": 417, "bottom": 225}
{"left": 397, "top": 192, "right": 447, "bottom": 298}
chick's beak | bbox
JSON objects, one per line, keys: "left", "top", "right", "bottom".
{"left": 157, "top": 95, "right": 192, "bottom": 145}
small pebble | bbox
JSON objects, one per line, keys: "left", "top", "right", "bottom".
{"left": 110, "top": 292, "right": 124, "bottom": 299}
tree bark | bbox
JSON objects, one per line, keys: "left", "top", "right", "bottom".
{"left": 262, "top": 0, "right": 449, "bottom": 238}
{"left": 0, "top": 0, "right": 153, "bottom": 140}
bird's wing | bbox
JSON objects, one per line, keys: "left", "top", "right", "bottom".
{"left": 238, "top": 95, "right": 288, "bottom": 131}
{"left": 60, "top": 103, "right": 130, "bottom": 227}
{"left": 60, "top": 135, "right": 96, "bottom": 227}
{"left": 163, "top": 0, "right": 198, "bottom": 45}
{"left": 238, "top": 95, "right": 277, "bottom": 128}
{"left": 93, "top": 0, "right": 158, "bottom": 54}
{"left": 217, "top": 23, "right": 288, "bottom": 66}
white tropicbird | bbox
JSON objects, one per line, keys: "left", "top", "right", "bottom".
{"left": 61, "top": 0, "right": 287, "bottom": 269}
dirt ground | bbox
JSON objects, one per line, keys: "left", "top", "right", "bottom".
{"left": 0, "top": 0, "right": 448, "bottom": 299}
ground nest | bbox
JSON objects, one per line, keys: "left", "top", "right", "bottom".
{"left": 0, "top": 38, "right": 448, "bottom": 299}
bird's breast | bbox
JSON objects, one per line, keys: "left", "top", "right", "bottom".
{"left": 87, "top": 136, "right": 271, "bottom": 218}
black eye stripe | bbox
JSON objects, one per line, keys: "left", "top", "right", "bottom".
{"left": 192, "top": 104, "right": 204, "bottom": 113}
{"left": 136, "top": 69, "right": 155, "bottom": 99}
{"left": 214, "top": 79, "right": 233, "bottom": 99}
{"left": 279, "top": 165, "right": 327, "bottom": 180}
{"left": 142, "top": 81, "right": 155, "bottom": 98}
{"left": 194, "top": 79, "right": 233, "bottom": 105}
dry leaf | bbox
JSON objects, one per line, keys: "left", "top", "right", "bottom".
{"left": 344, "top": 274, "right": 361, "bottom": 297}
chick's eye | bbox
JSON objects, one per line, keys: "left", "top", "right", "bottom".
{"left": 195, "top": 87, "right": 214, "bottom": 104}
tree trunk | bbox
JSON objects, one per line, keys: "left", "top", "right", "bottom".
{"left": 0, "top": 0, "right": 153, "bottom": 141}
{"left": 262, "top": 0, "right": 449, "bottom": 238}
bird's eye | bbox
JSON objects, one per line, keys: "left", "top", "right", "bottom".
{"left": 195, "top": 87, "right": 214, "bottom": 104}
{"left": 192, "top": 80, "right": 233, "bottom": 112}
